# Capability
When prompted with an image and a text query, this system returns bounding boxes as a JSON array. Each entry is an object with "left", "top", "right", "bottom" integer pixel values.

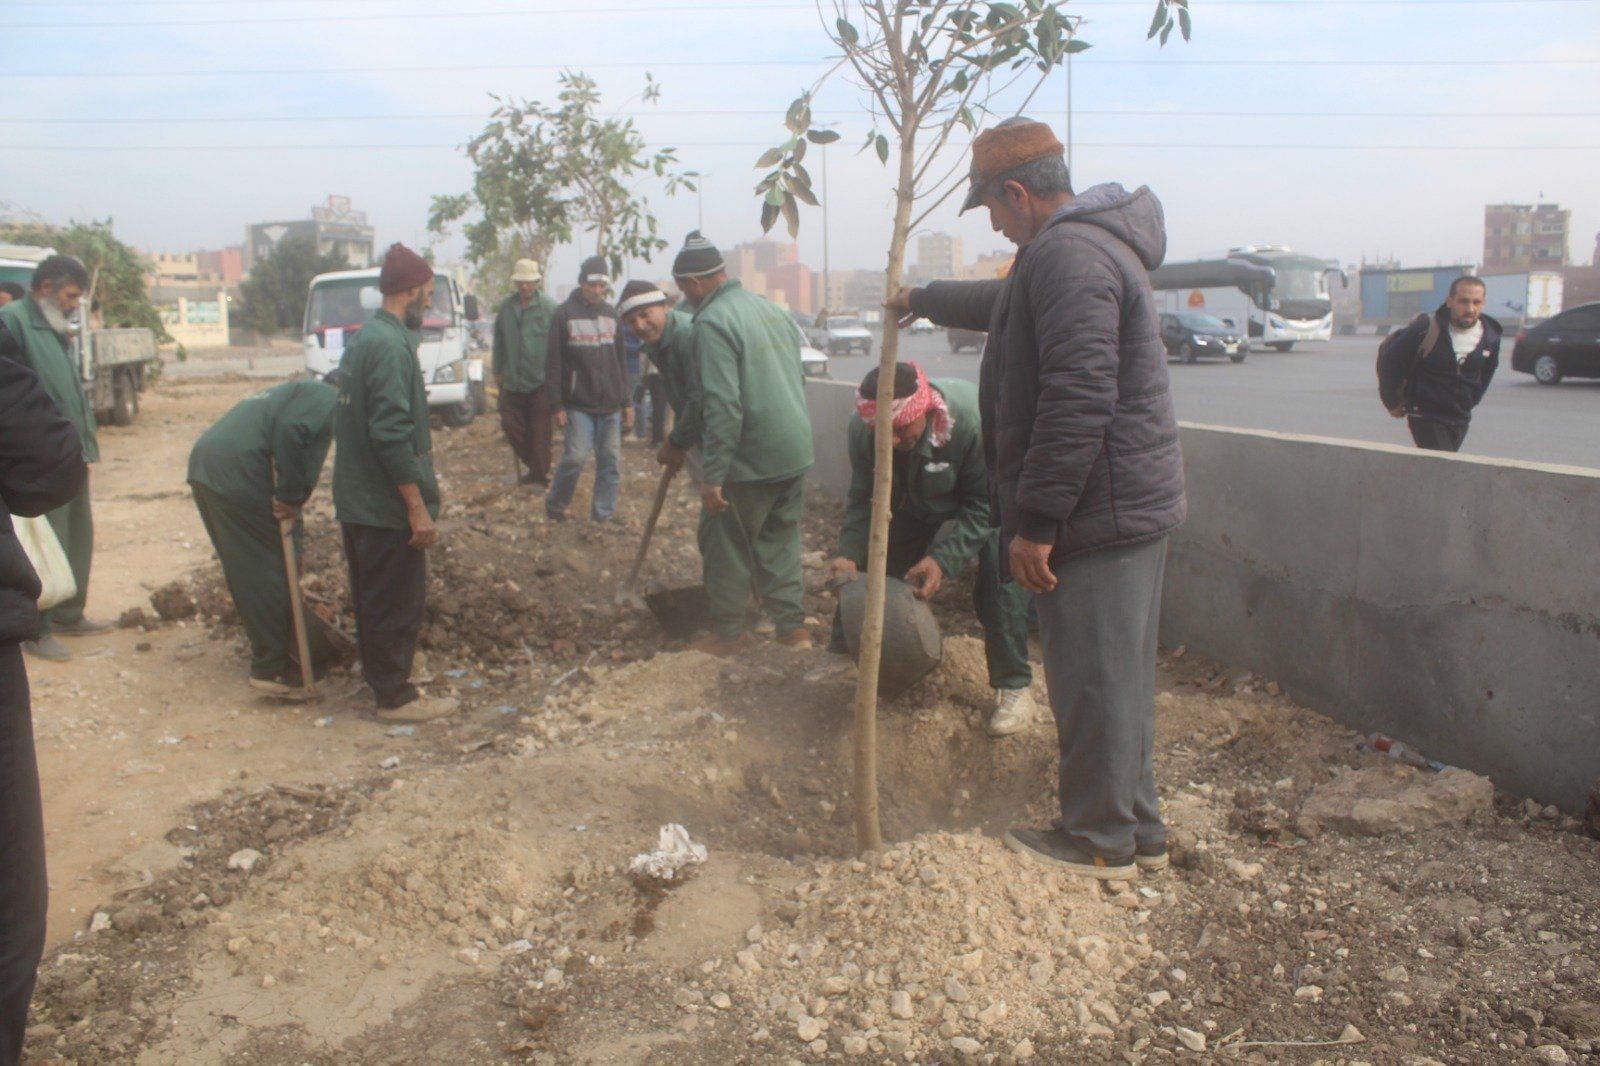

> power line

[
  {"left": 3, "top": 0, "right": 1588, "bottom": 26},
  {"left": 2, "top": 141, "right": 1593, "bottom": 151},
  {"left": 3, "top": 57, "right": 1595, "bottom": 78},
  {"left": 1, "top": 108, "right": 1595, "bottom": 124}
]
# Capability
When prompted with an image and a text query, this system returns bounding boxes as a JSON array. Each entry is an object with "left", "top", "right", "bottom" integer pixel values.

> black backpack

[{"left": 1377, "top": 312, "right": 1441, "bottom": 406}]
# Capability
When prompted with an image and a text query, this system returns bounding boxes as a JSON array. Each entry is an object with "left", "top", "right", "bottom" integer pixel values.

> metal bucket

[{"left": 838, "top": 576, "right": 943, "bottom": 699}]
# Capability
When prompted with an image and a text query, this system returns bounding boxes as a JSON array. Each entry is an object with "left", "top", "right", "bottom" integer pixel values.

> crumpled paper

[{"left": 628, "top": 823, "right": 708, "bottom": 881}]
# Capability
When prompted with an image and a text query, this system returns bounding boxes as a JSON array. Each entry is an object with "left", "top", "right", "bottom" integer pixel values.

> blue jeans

[{"left": 546, "top": 410, "right": 622, "bottom": 521}]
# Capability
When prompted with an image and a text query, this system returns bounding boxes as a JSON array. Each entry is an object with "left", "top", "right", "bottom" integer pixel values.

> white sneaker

[{"left": 988, "top": 687, "right": 1037, "bottom": 736}]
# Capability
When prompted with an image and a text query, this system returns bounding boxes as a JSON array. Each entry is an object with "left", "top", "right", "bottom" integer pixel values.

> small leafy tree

[
  {"left": 430, "top": 72, "right": 697, "bottom": 285},
  {"left": 0, "top": 217, "right": 172, "bottom": 343},
  {"left": 238, "top": 235, "right": 348, "bottom": 336},
  {"left": 761, "top": 0, "right": 1189, "bottom": 851}
]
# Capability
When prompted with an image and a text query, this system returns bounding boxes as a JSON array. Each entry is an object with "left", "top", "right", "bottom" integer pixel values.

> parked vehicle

[
  {"left": 0, "top": 243, "right": 160, "bottom": 426},
  {"left": 1160, "top": 311, "right": 1247, "bottom": 364},
  {"left": 791, "top": 320, "right": 829, "bottom": 378},
  {"left": 908, "top": 317, "right": 934, "bottom": 335},
  {"left": 1510, "top": 302, "right": 1600, "bottom": 386},
  {"left": 1482, "top": 271, "right": 1564, "bottom": 328},
  {"left": 806, "top": 312, "right": 872, "bottom": 358},
  {"left": 948, "top": 328, "right": 985, "bottom": 353},
  {"left": 302, "top": 268, "right": 483, "bottom": 426}
]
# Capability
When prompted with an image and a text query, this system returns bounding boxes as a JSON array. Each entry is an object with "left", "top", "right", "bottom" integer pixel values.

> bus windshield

[
  {"left": 1274, "top": 264, "right": 1329, "bottom": 302},
  {"left": 305, "top": 277, "right": 454, "bottom": 335}
]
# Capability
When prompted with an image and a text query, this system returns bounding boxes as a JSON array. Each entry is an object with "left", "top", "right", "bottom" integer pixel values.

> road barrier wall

[{"left": 804, "top": 378, "right": 1600, "bottom": 809}]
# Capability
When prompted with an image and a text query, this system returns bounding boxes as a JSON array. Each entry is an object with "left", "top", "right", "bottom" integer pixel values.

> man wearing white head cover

[
  {"left": 618, "top": 279, "right": 701, "bottom": 482},
  {"left": 493, "top": 258, "right": 558, "bottom": 485}
]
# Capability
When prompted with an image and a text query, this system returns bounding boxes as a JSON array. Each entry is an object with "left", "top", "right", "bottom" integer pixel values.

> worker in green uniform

[
  {"left": 493, "top": 259, "right": 558, "bottom": 486},
  {"left": 617, "top": 280, "right": 702, "bottom": 478},
  {"left": 332, "top": 243, "right": 455, "bottom": 723},
  {"left": 0, "top": 255, "right": 111, "bottom": 662},
  {"left": 829, "top": 362, "right": 1037, "bottom": 736},
  {"left": 187, "top": 376, "right": 347, "bottom": 697},
  {"left": 670, "top": 232, "right": 815, "bottom": 655}
]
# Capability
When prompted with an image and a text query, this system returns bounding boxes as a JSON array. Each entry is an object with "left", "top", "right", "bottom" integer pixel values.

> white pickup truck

[
  {"left": 302, "top": 268, "right": 485, "bottom": 426},
  {"left": 805, "top": 313, "right": 873, "bottom": 359},
  {"left": 0, "top": 243, "right": 160, "bottom": 427}
]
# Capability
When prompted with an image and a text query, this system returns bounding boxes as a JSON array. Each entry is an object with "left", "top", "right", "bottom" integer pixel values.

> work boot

[
  {"left": 987, "top": 687, "right": 1037, "bottom": 736},
  {"left": 1134, "top": 842, "right": 1170, "bottom": 872},
  {"left": 55, "top": 616, "right": 114, "bottom": 637},
  {"left": 22, "top": 635, "right": 71, "bottom": 662},
  {"left": 1003, "top": 827, "right": 1135, "bottom": 880},
  {"left": 248, "top": 671, "right": 315, "bottom": 702},
  {"left": 377, "top": 694, "right": 459, "bottom": 723},
  {"left": 774, "top": 627, "right": 814, "bottom": 650},
  {"left": 688, "top": 632, "right": 756, "bottom": 658}
]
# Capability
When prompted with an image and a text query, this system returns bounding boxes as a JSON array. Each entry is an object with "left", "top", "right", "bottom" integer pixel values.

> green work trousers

[
  {"left": 699, "top": 474, "right": 807, "bottom": 641},
  {"left": 41, "top": 473, "right": 93, "bottom": 632},
  {"left": 191, "top": 483, "right": 338, "bottom": 680},
  {"left": 832, "top": 514, "right": 1033, "bottom": 691}
]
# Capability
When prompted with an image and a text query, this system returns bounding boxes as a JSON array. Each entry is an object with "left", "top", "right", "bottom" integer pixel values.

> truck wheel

[
  {"left": 1178, "top": 342, "right": 1197, "bottom": 364},
  {"left": 1271, "top": 341, "right": 1295, "bottom": 352},
  {"left": 1533, "top": 354, "right": 1562, "bottom": 385},
  {"left": 439, "top": 396, "right": 476, "bottom": 428},
  {"left": 1229, "top": 351, "right": 1248, "bottom": 364},
  {"left": 110, "top": 367, "right": 139, "bottom": 426},
  {"left": 471, "top": 380, "right": 488, "bottom": 414}
]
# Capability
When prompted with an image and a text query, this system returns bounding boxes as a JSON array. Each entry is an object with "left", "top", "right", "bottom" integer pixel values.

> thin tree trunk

[{"left": 850, "top": 131, "right": 919, "bottom": 854}]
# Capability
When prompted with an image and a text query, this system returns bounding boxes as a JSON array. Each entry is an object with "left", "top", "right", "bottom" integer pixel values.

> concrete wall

[{"left": 802, "top": 379, "right": 1600, "bottom": 809}]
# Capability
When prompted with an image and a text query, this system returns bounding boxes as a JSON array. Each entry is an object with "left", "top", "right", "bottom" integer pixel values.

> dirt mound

[
  {"left": 716, "top": 832, "right": 1139, "bottom": 1059},
  {"left": 895, "top": 634, "right": 993, "bottom": 711}
]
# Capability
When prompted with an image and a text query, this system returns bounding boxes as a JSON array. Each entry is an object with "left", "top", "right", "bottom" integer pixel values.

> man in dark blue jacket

[
  {"left": 1377, "top": 276, "right": 1500, "bottom": 452},
  {"left": 888, "top": 118, "right": 1185, "bottom": 880},
  {"left": 0, "top": 319, "right": 88, "bottom": 1066}
]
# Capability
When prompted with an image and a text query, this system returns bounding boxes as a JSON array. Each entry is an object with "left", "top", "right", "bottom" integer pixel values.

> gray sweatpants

[{"left": 1033, "top": 536, "right": 1168, "bottom": 859}]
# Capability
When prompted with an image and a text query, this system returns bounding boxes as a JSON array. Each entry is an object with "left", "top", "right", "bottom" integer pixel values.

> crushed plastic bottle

[{"left": 1363, "top": 732, "right": 1446, "bottom": 772}]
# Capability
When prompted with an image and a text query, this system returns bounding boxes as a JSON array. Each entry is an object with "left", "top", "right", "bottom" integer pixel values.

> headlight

[{"left": 433, "top": 361, "right": 460, "bottom": 384}]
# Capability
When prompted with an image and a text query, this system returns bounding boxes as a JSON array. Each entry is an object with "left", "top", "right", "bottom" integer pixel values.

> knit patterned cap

[
  {"left": 671, "top": 231, "right": 725, "bottom": 278},
  {"left": 579, "top": 256, "right": 610, "bottom": 285},
  {"left": 378, "top": 242, "right": 434, "bottom": 294},
  {"left": 617, "top": 279, "right": 668, "bottom": 316}
]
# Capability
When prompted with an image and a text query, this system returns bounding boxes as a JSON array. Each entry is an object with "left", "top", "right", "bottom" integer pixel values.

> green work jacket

[
  {"left": 0, "top": 297, "right": 98, "bottom": 462},
  {"left": 332, "top": 310, "right": 440, "bottom": 530},
  {"left": 692, "top": 279, "right": 813, "bottom": 486},
  {"left": 838, "top": 379, "right": 992, "bottom": 579},
  {"left": 643, "top": 307, "right": 702, "bottom": 451},
  {"left": 187, "top": 379, "right": 339, "bottom": 509},
  {"left": 492, "top": 291, "right": 557, "bottom": 392}
]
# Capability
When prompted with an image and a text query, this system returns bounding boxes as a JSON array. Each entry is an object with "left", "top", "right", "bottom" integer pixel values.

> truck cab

[{"left": 303, "top": 268, "right": 484, "bottom": 426}]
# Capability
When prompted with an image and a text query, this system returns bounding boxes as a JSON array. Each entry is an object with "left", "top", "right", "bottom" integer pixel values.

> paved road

[{"left": 827, "top": 332, "right": 1600, "bottom": 471}]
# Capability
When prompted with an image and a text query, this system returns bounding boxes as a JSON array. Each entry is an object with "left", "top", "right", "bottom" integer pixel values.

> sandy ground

[{"left": 19, "top": 374, "right": 1600, "bottom": 1065}]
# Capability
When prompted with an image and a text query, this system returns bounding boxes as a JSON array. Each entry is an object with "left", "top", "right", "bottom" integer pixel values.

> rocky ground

[{"left": 20, "top": 375, "right": 1600, "bottom": 1065}]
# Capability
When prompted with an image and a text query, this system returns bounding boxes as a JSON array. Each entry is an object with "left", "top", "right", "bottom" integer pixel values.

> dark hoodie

[
  {"left": 1376, "top": 304, "right": 1501, "bottom": 427},
  {"left": 545, "top": 289, "right": 630, "bottom": 414},
  {"left": 910, "top": 182, "right": 1185, "bottom": 565}
]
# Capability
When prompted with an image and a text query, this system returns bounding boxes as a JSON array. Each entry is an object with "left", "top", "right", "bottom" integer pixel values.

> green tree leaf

[
  {"left": 756, "top": 146, "right": 786, "bottom": 169},
  {"left": 805, "top": 129, "right": 842, "bottom": 145},
  {"left": 780, "top": 193, "right": 800, "bottom": 238},
  {"left": 875, "top": 134, "right": 889, "bottom": 164},
  {"left": 836, "top": 17, "right": 859, "bottom": 45},
  {"left": 760, "top": 200, "right": 781, "bottom": 234},
  {"left": 1147, "top": 0, "right": 1168, "bottom": 39},
  {"left": 1178, "top": 6, "right": 1191, "bottom": 41}
]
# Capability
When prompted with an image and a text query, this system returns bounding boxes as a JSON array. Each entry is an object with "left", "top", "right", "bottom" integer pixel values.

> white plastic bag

[
  {"left": 628, "top": 824, "right": 708, "bottom": 882},
  {"left": 12, "top": 513, "right": 76, "bottom": 611}
]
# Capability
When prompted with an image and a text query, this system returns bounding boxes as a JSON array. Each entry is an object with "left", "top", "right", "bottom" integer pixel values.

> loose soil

[{"left": 22, "top": 374, "right": 1600, "bottom": 1065}]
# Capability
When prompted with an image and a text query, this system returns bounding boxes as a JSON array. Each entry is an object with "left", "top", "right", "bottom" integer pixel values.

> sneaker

[
  {"left": 688, "top": 632, "right": 756, "bottom": 658},
  {"left": 987, "top": 687, "right": 1037, "bottom": 736},
  {"left": 774, "top": 627, "right": 814, "bottom": 650},
  {"left": 377, "top": 694, "right": 459, "bottom": 723},
  {"left": 1003, "top": 827, "right": 1135, "bottom": 880},
  {"left": 1134, "top": 842, "right": 1170, "bottom": 872},
  {"left": 248, "top": 673, "right": 316, "bottom": 701},
  {"left": 54, "top": 617, "right": 114, "bottom": 637},
  {"left": 22, "top": 635, "right": 71, "bottom": 662}
]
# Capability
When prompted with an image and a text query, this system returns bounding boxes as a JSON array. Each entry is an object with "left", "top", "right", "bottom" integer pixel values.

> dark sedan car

[
  {"left": 1511, "top": 302, "right": 1600, "bottom": 385},
  {"left": 1159, "top": 311, "right": 1248, "bottom": 364}
]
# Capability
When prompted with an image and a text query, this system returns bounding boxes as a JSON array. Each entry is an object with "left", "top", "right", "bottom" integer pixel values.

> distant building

[
  {"left": 245, "top": 195, "right": 375, "bottom": 274},
  {"left": 1483, "top": 202, "right": 1569, "bottom": 273},
  {"left": 913, "top": 233, "right": 964, "bottom": 284},
  {"left": 722, "top": 238, "right": 814, "bottom": 314},
  {"left": 967, "top": 251, "right": 1014, "bottom": 280},
  {"left": 817, "top": 268, "right": 887, "bottom": 315},
  {"left": 145, "top": 247, "right": 245, "bottom": 349}
]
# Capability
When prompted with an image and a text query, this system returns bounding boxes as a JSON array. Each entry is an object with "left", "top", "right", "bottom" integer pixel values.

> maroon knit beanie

[{"left": 378, "top": 242, "right": 434, "bottom": 295}]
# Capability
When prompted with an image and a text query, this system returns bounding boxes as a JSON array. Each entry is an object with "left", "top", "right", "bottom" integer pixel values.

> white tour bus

[
  {"left": 1148, "top": 246, "right": 1346, "bottom": 352},
  {"left": 302, "top": 268, "right": 484, "bottom": 425}
]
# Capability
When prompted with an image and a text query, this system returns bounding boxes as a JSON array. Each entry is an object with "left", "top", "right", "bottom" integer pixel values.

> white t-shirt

[{"left": 1449, "top": 320, "right": 1484, "bottom": 364}]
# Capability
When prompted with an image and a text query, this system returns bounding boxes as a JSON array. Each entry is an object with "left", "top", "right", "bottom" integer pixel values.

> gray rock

[{"left": 1299, "top": 766, "right": 1493, "bottom": 836}]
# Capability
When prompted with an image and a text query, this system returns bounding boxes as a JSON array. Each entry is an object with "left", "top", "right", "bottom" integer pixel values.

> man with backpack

[{"left": 1377, "top": 276, "right": 1501, "bottom": 453}]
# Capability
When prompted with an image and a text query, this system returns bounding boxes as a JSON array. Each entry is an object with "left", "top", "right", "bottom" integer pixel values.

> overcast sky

[{"left": 2, "top": 0, "right": 1596, "bottom": 289}]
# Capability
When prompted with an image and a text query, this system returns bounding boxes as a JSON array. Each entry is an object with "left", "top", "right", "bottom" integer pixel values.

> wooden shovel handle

[{"left": 625, "top": 464, "right": 678, "bottom": 589}]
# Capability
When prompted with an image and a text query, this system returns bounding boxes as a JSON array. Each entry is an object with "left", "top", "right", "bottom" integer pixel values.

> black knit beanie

[
  {"left": 579, "top": 256, "right": 610, "bottom": 284},
  {"left": 671, "top": 231, "right": 725, "bottom": 278}
]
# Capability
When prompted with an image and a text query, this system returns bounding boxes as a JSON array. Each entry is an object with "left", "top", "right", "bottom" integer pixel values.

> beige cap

[{"left": 511, "top": 259, "right": 542, "bottom": 283}]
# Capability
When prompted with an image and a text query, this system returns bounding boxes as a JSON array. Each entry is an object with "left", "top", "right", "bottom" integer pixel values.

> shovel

[
  {"left": 279, "top": 515, "right": 317, "bottom": 700},
  {"left": 616, "top": 463, "right": 678, "bottom": 607}
]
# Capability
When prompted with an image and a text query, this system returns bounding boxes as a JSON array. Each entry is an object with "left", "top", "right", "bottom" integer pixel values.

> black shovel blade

[{"left": 644, "top": 584, "right": 713, "bottom": 639}]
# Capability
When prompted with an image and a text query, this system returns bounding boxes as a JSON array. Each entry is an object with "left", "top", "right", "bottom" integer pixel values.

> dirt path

[{"left": 20, "top": 375, "right": 1600, "bottom": 1064}]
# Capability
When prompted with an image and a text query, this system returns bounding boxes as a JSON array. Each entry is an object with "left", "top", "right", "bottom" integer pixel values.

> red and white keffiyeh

[{"left": 855, "top": 361, "right": 954, "bottom": 447}]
